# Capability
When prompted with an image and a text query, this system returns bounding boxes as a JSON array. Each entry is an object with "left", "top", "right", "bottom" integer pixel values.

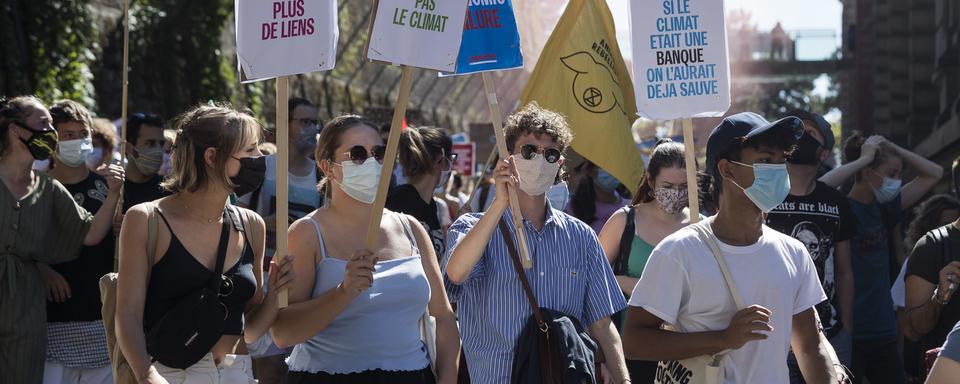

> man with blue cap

[{"left": 622, "top": 112, "right": 837, "bottom": 383}]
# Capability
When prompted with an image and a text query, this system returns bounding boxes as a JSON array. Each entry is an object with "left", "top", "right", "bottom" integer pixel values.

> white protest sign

[
  {"left": 631, "top": 0, "right": 730, "bottom": 120},
  {"left": 366, "top": 0, "right": 469, "bottom": 72},
  {"left": 236, "top": 0, "right": 338, "bottom": 82}
]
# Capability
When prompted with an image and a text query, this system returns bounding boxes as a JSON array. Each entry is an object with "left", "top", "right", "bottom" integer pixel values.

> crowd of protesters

[{"left": 3, "top": 92, "right": 960, "bottom": 384}]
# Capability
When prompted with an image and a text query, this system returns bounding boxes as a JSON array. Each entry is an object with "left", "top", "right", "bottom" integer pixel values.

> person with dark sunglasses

[
  {"left": 386, "top": 126, "right": 457, "bottom": 263},
  {"left": 443, "top": 103, "right": 629, "bottom": 383}
]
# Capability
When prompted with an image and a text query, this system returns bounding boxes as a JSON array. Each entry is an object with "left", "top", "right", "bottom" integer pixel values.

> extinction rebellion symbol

[{"left": 561, "top": 51, "right": 626, "bottom": 116}]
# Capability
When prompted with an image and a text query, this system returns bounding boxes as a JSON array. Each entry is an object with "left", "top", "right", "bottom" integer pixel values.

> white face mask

[
  {"left": 56, "top": 137, "right": 94, "bottom": 168},
  {"left": 546, "top": 180, "right": 570, "bottom": 210},
  {"left": 86, "top": 147, "right": 104, "bottom": 169},
  {"left": 515, "top": 156, "right": 561, "bottom": 197},
  {"left": 333, "top": 157, "right": 382, "bottom": 204}
]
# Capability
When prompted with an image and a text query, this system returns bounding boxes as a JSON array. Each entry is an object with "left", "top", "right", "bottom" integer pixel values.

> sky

[{"left": 607, "top": 0, "right": 843, "bottom": 61}]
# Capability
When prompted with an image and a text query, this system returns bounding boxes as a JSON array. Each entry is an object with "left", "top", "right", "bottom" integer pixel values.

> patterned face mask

[{"left": 653, "top": 187, "right": 688, "bottom": 214}]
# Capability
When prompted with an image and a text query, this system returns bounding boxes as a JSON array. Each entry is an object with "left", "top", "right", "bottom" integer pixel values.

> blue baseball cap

[{"left": 706, "top": 112, "right": 803, "bottom": 175}]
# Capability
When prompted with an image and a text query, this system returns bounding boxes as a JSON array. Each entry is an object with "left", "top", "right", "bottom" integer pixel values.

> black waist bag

[
  {"left": 499, "top": 220, "right": 598, "bottom": 384},
  {"left": 145, "top": 209, "right": 237, "bottom": 369}
]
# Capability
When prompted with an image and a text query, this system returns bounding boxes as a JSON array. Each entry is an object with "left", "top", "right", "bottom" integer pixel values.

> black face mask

[
  {"left": 787, "top": 133, "right": 823, "bottom": 165},
  {"left": 16, "top": 123, "right": 58, "bottom": 161},
  {"left": 231, "top": 156, "right": 266, "bottom": 196}
]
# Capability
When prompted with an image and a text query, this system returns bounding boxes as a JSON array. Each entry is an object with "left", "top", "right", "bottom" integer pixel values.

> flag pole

[
  {"left": 481, "top": 72, "right": 533, "bottom": 268},
  {"left": 682, "top": 118, "right": 700, "bottom": 223},
  {"left": 365, "top": 66, "right": 416, "bottom": 248},
  {"left": 115, "top": 0, "right": 130, "bottom": 219},
  {"left": 276, "top": 76, "right": 290, "bottom": 308}
]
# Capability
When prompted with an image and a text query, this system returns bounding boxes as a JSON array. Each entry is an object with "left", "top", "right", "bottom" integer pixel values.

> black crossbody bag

[{"left": 145, "top": 207, "right": 241, "bottom": 369}]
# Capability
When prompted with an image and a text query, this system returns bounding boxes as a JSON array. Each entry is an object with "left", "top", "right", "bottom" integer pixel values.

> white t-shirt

[{"left": 629, "top": 223, "right": 825, "bottom": 384}]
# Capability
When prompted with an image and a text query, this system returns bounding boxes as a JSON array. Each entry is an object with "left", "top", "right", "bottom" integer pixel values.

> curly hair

[
  {"left": 906, "top": 194, "right": 960, "bottom": 246},
  {"left": 504, "top": 102, "right": 573, "bottom": 153}
]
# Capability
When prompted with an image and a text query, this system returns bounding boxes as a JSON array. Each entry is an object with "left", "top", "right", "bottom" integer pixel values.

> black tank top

[{"left": 144, "top": 210, "right": 257, "bottom": 335}]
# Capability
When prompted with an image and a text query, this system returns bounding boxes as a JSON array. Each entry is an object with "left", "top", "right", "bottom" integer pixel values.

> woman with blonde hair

[{"left": 116, "top": 104, "right": 293, "bottom": 383}]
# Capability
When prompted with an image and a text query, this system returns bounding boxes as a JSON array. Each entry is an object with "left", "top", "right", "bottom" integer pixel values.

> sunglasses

[
  {"left": 520, "top": 144, "right": 562, "bottom": 164},
  {"left": 343, "top": 145, "right": 386, "bottom": 165}
]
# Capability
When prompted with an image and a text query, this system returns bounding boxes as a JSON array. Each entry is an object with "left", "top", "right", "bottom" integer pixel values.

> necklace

[{"left": 182, "top": 202, "right": 224, "bottom": 224}]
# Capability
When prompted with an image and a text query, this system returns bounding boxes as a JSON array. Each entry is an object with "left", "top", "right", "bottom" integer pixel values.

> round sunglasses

[
  {"left": 342, "top": 145, "right": 387, "bottom": 165},
  {"left": 519, "top": 144, "right": 562, "bottom": 164}
]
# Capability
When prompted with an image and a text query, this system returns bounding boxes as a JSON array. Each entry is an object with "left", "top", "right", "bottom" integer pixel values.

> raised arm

[
  {"left": 446, "top": 158, "right": 514, "bottom": 284},
  {"left": 84, "top": 165, "right": 124, "bottom": 245},
  {"left": 885, "top": 140, "right": 944, "bottom": 208},
  {"left": 819, "top": 135, "right": 883, "bottom": 188}
]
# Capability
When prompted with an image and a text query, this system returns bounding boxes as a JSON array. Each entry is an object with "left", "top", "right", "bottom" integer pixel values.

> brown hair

[
  {"left": 90, "top": 118, "right": 119, "bottom": 156},
  {"left": 633, "top": 139, "right": 686, "bottom": 205},
  {"left": 314, "top": 114, "right": 380, "bottom": 197},
  {"left": 398, "top": 126, "right": 452, "bottom": 181},
  {"left": 49, "top": 100, "right": 93, "bottom": 132},
  {"left": 161, "top": 104, "right": 261, "bottom": 193},
  {"left": 504, "top": 102, "right": 573, "bottom": 153},
  {"left": 0, "top": 95, "right": 45, "bottom": 156},
  {"left": 843, "top": 131, "right": 896, "bottom": 181}
]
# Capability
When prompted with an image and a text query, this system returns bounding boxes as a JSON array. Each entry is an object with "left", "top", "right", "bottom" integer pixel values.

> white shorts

[
  {"left": 155, "top": 353, "right": 256, "bottom": 384},
  {"left": 42, "top": 362, "right": 112, "bottom": 384}
]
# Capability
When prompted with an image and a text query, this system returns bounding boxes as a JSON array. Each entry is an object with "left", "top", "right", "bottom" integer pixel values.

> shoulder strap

[
  {"left": 690, "top": 220, "right": 746, "bottom": 310},
  {"left": 397, "top": 213, "right": 420, "bottom": 254},
  {"left": 498, "top": 219, "right": 546, "bottom": 330},
  {"left": 209, "top": 211, "right": 232, "bottom": 289},
  {"left": 614, "top": 206, "right": 635, "bottom": 275}
]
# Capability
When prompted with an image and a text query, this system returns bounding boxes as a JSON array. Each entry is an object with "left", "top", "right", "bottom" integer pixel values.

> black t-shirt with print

[
  {"left": 906, "top": 224, "right": 960, "bottom": 352},
  {"left": 386, "top": 184, "right": 444, "bottom": 261},
  {"left": 122, "top": 175, "right": 170, "bottom": 213},
  {"left": 765, "top": 181, "right": 857, "bottom": 336},
  {"left": 47, "top": 173, "right": 116, "bottom": 322}
]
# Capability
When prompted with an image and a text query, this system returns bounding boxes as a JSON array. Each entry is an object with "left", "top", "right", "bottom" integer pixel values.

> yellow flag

[{"left": 521, "top": 0, "right": 644, "bottom": 194}]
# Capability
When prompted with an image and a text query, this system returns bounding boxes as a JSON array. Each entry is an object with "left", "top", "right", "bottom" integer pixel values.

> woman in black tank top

[{"left": 115, "top": 105, "right": 294, "bottom": 384}]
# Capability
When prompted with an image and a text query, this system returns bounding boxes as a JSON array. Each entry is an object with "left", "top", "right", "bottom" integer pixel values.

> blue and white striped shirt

[{"left": 443, "top": 204, "right": 627, "bottom": 384}]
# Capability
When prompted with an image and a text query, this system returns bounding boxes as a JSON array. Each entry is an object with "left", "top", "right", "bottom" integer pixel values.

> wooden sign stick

[
  {"left": 481, "top": 72, "right": 533, "bottom": 268},
  {"left": 276, "top": 76, "right": 290, "bottom": 308},
  {"left": 115, "top": 0, "right": 130, "bottom": 219},
  {"left": 682, "top": 118, "right": 700, "bottom": 223},
  {"left": 365, "top": 66, "right": 416, "bottom": 249}
]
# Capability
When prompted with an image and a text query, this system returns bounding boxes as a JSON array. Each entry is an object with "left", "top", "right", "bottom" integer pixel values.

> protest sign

[
  {"left": 366, "top": 0, "right": 469, "bottom": 72},
  {"left": 631, "top": 0, "right": 730, "bottom": 120},
  {"left": 452, "top": 142, "right": 476, "bottom": 176},
  {"left": 444, "top": 0, "right": 523, "bottom": 75},
  {"left": 236, "top": 0, "right": 338, "bottom": 82}
]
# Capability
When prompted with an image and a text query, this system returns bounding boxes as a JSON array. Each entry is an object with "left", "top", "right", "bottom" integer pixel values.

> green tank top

[{"left": 626, "top": 236, "right": 655, "bottom": 278}]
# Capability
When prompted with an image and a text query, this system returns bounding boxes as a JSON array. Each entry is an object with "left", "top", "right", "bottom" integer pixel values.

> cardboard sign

[
  {"left": 452, "top": 142, "right": 476, "bottom": 176},
  {"left": 367, "top": 0, "right": 469, "bottom": 72},
  {"left": 444, "top": 0, "right": 523, "bottom": 76},
  {"left": 236, "top": 0, "right": 338, "bottom": 83},
  {"left": 631, "top": 0, "right": 730, "bottom": 120}
]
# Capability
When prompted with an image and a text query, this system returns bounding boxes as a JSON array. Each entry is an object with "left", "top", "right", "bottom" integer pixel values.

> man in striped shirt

[{"left": 443, "top": 103, "right": 629, "bottom": 383}]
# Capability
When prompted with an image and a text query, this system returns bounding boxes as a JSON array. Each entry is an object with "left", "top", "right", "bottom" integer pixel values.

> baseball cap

[
  {"left": 705, "top": 112, "right": 803, "bottom": 175},
  {"left": 786, "top": 109, "right": 834, "bottom": 149}
]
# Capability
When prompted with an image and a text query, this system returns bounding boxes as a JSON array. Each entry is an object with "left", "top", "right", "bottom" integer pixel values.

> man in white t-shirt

[{"left": 622, "top": 112, "right": 837, "bottom": 383}]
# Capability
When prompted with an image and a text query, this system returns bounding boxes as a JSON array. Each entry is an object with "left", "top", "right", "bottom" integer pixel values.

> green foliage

[{"left": 0, "top": 0, "right": 97, "bottom": 109}]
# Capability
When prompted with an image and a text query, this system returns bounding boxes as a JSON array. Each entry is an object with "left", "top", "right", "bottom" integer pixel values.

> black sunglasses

[
  {"left": 520, "top": 144, "right": 562, "bottom": 164},
  {"left": 343, "top": 145, "right": 387, "bottom": 165}
]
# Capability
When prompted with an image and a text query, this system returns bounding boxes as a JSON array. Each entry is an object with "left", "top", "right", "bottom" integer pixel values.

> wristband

[{"left": 932, "top": 287, "right": 950, "bottom": 306}]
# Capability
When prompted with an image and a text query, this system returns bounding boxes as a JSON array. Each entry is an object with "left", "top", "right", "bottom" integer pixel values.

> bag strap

[
  {"left": 690, "top": 219, "right": 746, "bottom": 310},
  {"left": 208, "top": 210, "right": 232, "bottom": 290},
  {"left": 614, "top": 206, "right": 635, "bottom": 275},
  {"left": 497, "top": 218, "right": 546, "bottom": 331},
  {"left": 144, "top": 201, "right": 159, "bottom": 279}
]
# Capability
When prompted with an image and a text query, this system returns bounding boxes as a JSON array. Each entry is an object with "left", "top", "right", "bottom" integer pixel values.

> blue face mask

[
  {"left": 728, "top": 161, "right": 791, "bottom": 213},
  {"left": 872, "top": 175, "right": 902, "bottom": 203},
  {"left": 595, "top": 170, "right": 620, "bottom": 193}
]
